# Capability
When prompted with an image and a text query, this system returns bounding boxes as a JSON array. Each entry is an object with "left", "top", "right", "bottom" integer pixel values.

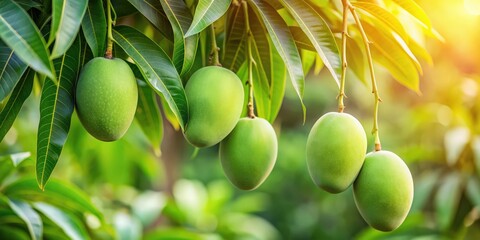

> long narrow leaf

[
  {"left": 7, "top": 198, "right": 42, "bottom": 240},
  {"left": 81, "top": 0, "right": 106, "bottom": 57},
  {"left": 280, "top": 0, "right": 341, "bottom": 86},
  {"left": 352, "top": 1, "right": 409, "bottom": 41},
  {"left": 50, "top": 0, "right": 88, "bottom": 58},
  {"left": 159, "top": 0, "right": 198, "bottom": 76},
  {"left": 249, "top": 0, "right": 305, "bottom": 116},
  {"left": 185, "top": 0, "right": 232, "bottom": 37},
  {"left": 391, "top": 0, "right": 432, "bottom": 29},
  {"left": 0, "top": 152, "right": 30, "bottom": 183},
  {"left": 268, "top": 38, "right": 286, "bottom": 122},
  {"left": 113, "top": 26, "right": 188, "bottom": 130},
  {"left": 36, "top": 37, "right": 81, "bottom": 190},
  {"left": 363, "top": 21, "right": 420, "bottom": 92},
  {"left": 0, "top": 40, "right": 28, "bottom": 101},
  {"left": 34, "top": 202, "right": 89, "bottom": 240},
  {"left": 0, "top": 0, "right": 55, "bottom": 79},
  {"left": 127, "top": 0, "right": 173, "bottom": 40},
  {"left": 136, "top": 80, "right": 163, "bottom": 156},
  {"left": 222, "top": 3, "right": 246, "bottom": 72},
  {"left": 435, "top": 172, "right": 464, "bottom": 231},
  {"left": 290, "top": 26, "right": 315, "bottom": 52},
  {"left": 4, "top": 177, "right": 103, "bottom": 220},
  {"left": 0, "top": 69, "right": 34, "bottom": 142}
]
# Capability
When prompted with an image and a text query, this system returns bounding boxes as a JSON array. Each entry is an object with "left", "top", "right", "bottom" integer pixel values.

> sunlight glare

[{"left": 465, "top": 0, "right": 480, "bottom": 15}]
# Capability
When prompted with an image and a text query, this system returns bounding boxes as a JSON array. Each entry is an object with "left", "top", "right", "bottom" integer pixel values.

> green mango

[
  {"left": 76, "top": 57, "right": 138, "bottom": 141},
  {"left": 353, "top": 150, "right": 414, "bottom": 231},
  {"left": 220, "top": 117, "right": 277, "bottom": 190},
  {"left": 184, "top": 66, "right": 244, "bottom": 147},
  {"left": 306, "top": 112, "right": 367, "bottom": 193}
]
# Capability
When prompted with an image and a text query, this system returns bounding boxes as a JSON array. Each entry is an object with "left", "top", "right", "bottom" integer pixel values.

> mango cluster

[
  {"left": 74, "top": 57, "right": 413, "bottom": 230},
  {"left": 184, "top": 66, "right": 277, "bottom": 191},
  {"left": 306, "top": 112, "right": 414, "bottom": 231}
]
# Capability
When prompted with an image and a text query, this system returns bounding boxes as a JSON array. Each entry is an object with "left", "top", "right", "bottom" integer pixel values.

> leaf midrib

[{"left": 39, "top": 55, "right": 66, "bottom": 189}]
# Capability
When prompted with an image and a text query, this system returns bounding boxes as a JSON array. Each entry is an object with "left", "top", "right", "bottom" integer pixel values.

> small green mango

[
  {"left": 306, "top": 112, "right": 367, "bottom": 193},
  {"left": 76, "top": 57, "right": 138, "bottom": 141},
  {"left": 353, "top": 150, "right": 414, "bottom": 232},
  {"left": 184, "top": 66, "right": 244, "bottom": 148},
  {"left": 219, "top": 117, "right": 277, "bottom": 190}
]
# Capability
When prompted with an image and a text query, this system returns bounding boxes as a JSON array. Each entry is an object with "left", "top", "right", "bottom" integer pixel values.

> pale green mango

[
  {"left": 184, "top": 66, "right": 244, "bottom": 147},
  {"left": 353, "top": 150, "right": 414, "bottom": 231},
  {"left": 220, "top": 117, "right": 277, "bottom": 190},
  {"left": 76, "top": 57, "right": 138, "bottom": 141},
  {"left": 306, "top": 112, "right": 367, "bottom": 193}
]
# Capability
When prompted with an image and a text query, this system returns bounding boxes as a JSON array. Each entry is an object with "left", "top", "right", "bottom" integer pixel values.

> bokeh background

[{"left": 2, "top": 0, "right": 480, "bottom": 239}]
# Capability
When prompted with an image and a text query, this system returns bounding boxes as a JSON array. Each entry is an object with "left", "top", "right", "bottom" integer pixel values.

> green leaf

[
  {"left": 3, "top": 177, "right": 103, "bottom": 220},
  {"left": 81, "top": 0, "right": 106, "bottom": 58},
  {"left": 411, "top": 171, "right": 439, "bottom": 212},
  {"left": 0, "top": 40, "right": 28, "bottom": 101},
  {"left": 279, "top": 0, "right": 341, "bottom": 87},
  {"left": 0, "top": 69, "right": 34, "bottom": 142},
  {"left": 7, "top": 198, "right": 43, "bottom": 240},
  {"left": 0, "top": 0, "right": 55, "bottom": 79},
  {"left": 249, "top": 7, "right": 286, "bottom": 123},
  {"left": 136, "top": 80, "right": 163, "bottom": 156},
  {"left": 113, "top": 25, "right": 188, "bottom": 130},
  {"left": 407, "top": 37, "right": 433, "bottom": 65},
  {"left": 49, "top": 0, "right": 88, "bottom": 58},
  {"left": 352, "top": 1, "right": 409, "bottom": 41},
  {"left": 185, "top": 0, "right": 232, "bottom": 37},
  {"left": 290, "top": 26, "right": 315, "bottom": 52},
  {"left": 159, "top": 0, "right": 198, "bottom": 76},
  {"left": 391, "top": 0, "right": 432, "bottom": 29},
  {"left": 14, "top": 0, "right": 42, "bottom": 11},
  {"left": 222, "top": 3, "right": 246, "bottom": 72},
  {"left": 36, "top": 37, "right": 81, "bottom": 190},
  {"left": 435, "top": 172, "right": 464, "bottom": 231},
  {"left": 127, "top": 0, "right": 173, "bottom": 40},
  {"left": 0, "top": 226, "right": 30, "bottom": 240},
  {"left": 249, "top": 0, "right": 305, "bottom": 118},
  {"left": 113, "top": 212, "right": 142, "bottom": 240},
  {"left": 34, "top": 202, "right": 89, "bottom": 240},
  {"left": 346, "top": 36, "right": 367, "bottom": 85},
  {"left": 268, "top": 39, "right": 286, "bottom": 123},
  {"left": 301, "top": 49, "right": 316, "bottom": 74},
  {"left": 362, "top": 21, "right": 420, "bottom": 92},
  {"left": 0, "top": 152, "right": 31, "bottom": 183}
]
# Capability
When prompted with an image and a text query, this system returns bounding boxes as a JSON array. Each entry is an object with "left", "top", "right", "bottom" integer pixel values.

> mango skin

[
  {"left": 76, "top": 57, "right": 138, "bottom": 141},
  {"left": 219, "top": 117, "right": 277, "bottom": 190},
  {"left": 306, "top": 112, "right": 367, "bottom": 193},
  {"left": 184, "top": 66, "right": 244, "bottom": 148},
  {"left": 353, "top": 150, "right": 414, "bottom": 232}
]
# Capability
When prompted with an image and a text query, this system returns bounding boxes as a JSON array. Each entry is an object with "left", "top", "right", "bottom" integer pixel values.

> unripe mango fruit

[
  {"left": 75, "top": 57, "right": 138, "bottom": 141},
  {"left": 184, "top": 66, "right": 244, "bottom": 147},
  {"left": 306, "top": 112, "right": 367, "bottom": 193},
  {"left": 219, "top": 117, "right": 277, "bottom": 190},
  {"left": 353, "top": 150, "right": 414, "bottom": 232}
]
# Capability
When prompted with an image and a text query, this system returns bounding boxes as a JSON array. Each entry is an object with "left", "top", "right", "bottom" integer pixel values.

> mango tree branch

[
  {"left": 210, "top": 23, "right": 222, "bottom": 66},
  {"left": 338, "top": 0, "right": 349, "bottom": 113},
  {"left": 242, "top": 0, "right": 255, "bottom": 118},
  {"left": 348, "top": 1, "right": 382, "bottom": 151}
]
